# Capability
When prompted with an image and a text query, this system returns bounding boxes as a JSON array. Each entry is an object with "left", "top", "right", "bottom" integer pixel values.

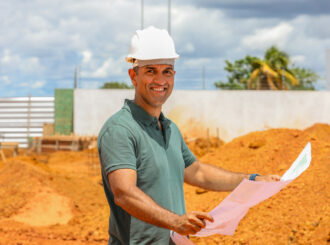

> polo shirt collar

[
  {"left": 159, "top": 111, "right": 171, "bottom": 129},
  {"left": 124, "top": 99, "right": 171, "bottom": 128}
]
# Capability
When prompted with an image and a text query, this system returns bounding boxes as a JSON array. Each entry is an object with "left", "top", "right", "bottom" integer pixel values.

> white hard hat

[{"left": 126, "top": 26, "right": 179, "bottom": 64}]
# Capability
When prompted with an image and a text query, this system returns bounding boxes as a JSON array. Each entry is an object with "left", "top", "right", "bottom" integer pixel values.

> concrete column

[{"left": 326, "top": 49, "right": 330, "bottom": 90}]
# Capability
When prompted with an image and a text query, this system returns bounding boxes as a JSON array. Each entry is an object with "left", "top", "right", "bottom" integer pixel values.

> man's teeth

[{"left": 152, "top": 88, "right": 165, "bottom": 91}]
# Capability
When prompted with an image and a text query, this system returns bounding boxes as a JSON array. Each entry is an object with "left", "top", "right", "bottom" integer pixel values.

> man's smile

[
  {"left": 151, "top": 87, "right": 165, "bottom": 91},
  {"left": 149, "top": 85, "right": 168, "bottom": 94}
]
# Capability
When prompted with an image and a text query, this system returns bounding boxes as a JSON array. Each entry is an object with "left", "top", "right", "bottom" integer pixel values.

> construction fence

[{"left": 0, "top": 96, "right": 54, "bottom": 148}]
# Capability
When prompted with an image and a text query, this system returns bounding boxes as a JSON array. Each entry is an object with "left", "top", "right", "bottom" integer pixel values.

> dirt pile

[
  {"left": 0, "top": 151, "right": 108, "bottom": 245},
  {"left": 0, "top": 160, "right": 51, "bottom": 219},
  {"left": 0, "top": 123, "right": 329, "bottom": 244},
  {"left": 185, "top": 137, "right": 224, "bottom": 158},
  {"left": 185, "top": 123, "right": 330, "bottom": 244}
]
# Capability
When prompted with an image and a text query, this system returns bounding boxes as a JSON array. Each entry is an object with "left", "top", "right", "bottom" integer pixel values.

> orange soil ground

[{"left": 0, "top": 123, "right": 329, "bottom": 245}]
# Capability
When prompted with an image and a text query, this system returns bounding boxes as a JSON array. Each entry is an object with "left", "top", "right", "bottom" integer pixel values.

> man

[{"left": 98, "top": 26, "right": 280, "bottom": 245}]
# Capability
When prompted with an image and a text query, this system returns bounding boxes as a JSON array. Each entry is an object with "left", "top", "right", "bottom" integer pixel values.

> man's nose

[{"left": 153, "top": 74, "right": 167, "bottom": 85}]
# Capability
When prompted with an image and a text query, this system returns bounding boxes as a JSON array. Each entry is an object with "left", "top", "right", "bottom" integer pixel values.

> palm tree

[{"left": 248, "top": 46, "right": 298, "bottom": 90}]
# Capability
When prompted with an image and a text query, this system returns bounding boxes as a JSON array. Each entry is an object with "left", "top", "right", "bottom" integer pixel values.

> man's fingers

[
  {"left": 193, "top": 211, "right": 214, "bottom": 223},
  {"left": 270, "top": 175, "right": 281, "bottom": 181},
  {"left": 265, "top": 175, "right": 281, "bottom": 181},
  {"left": 256, "top": 174, "right": 281, "bottom": 182},
  {"left": 176, "top": 212, "right": 214, "bottom": 235},
  {"left": 188, "top": 222, "right": 202, "bottom": 233},
  {"left": 188, "top": 215, "right": 206, "bottom": 228}
]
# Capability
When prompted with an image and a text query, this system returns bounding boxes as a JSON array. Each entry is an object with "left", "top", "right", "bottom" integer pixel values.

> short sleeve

[
  {"left": 99, "top": 126, "right": 137, "bottom": 175},
  {"left": 180, "top": 134, "right": 196, "bottom": 168}
]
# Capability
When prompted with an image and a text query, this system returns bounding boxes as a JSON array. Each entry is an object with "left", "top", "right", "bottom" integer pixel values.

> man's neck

[{"left": 133, "top": 97, "right": 162, "bottom": 118}]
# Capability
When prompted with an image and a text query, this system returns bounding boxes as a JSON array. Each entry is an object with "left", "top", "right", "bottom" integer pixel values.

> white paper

[
  {"left": 281, "top": 142, "right": 311, "bottom": 181},
  {"left": 171, "top": 142, "right": 312, "bottom": 245}
]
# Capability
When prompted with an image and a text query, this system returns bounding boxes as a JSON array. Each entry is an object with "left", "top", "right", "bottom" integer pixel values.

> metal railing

[{"left": 0, "top": 96, "right": 54, "bottom": 148}]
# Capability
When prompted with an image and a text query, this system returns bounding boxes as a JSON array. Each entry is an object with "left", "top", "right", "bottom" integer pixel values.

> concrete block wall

[
  {"left": 326, "top": 49, "right": 330, "bottom": 90},
  {"left": 74, "top": 89, "right": 330, "bottom": 142}
]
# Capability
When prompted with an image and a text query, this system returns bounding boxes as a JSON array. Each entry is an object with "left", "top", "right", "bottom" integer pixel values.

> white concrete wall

[
  {"left": 74, "top": 89, "right": 134, "bottom": 135},
  {"left": 74, "top": 89, "right": 330, "bottom": 142},
  {"left": 326, "top": 49, "right": 330, "bottom": 90}
]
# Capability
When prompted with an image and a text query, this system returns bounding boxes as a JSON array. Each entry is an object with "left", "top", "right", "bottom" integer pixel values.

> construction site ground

[{"left": 0, "top": 123, "right": 329, "bottom": 245}]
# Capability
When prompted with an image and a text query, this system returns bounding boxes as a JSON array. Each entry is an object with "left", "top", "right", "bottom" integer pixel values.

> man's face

[{"left": 129, "top": 64, "right": 175, "bottom": 108}]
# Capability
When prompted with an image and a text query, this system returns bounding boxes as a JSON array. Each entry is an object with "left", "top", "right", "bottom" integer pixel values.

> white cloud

[
  {"left": 80, "top": 81, "right": 102, "bottom": 89},
  {"left": 291, "top": 55, "right": 306, "bottom": 64},
  {"left": 27, "top": 15, "right": 52, "bottom": 31},
  {"left": 87, "top": 56, "right": 126, "bottom": 78},
  {"left": 173, "top": 6, "right": 232, "bottom": 56},
  {"left": 1, "top": 49, "right": 19, "bottom": 64},
  {"left": 21, "top": 57, "right": 42, "bottom": 73},
  {"left": 92, "top": 59, "right": 112, "bottom": 78},
  {"left": 183, "top": 43, "right": 195, "bottom": 53},
  {"left": 19, "top": 80, "right": 46, "bottom": 89},
  {"left": 0, "top": 0, "right": 330, "bottom": 96},
  {"left": 1, "top": 76, "right": 11, "bottom": 84},
  {"left": 32, "top": 80, "right": 46, "bottom": 88},
  {"left": 182, "top": 57, "right": 214, "bottom": 68},
  {"left": 82, "top": 50, "right": 92, "bottom": 63},
  {"left": 1, "top": 49, "right": 43, "bottom": 73},
  {"left": 241, "top": 22, "right": 293, "bottom": 50}
]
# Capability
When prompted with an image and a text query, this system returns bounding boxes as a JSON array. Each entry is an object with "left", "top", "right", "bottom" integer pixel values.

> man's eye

[
  {"left": 164, "top": 70, "right": 173, "bottom": 75},
  {"left": 146, "top": 70, "right": 154, "bottom": 73}
]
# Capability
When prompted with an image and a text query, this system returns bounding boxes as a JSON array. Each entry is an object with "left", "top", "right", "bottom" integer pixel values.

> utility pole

[
  {"left": 141, "top": 0, "right": 144, "bottom": 29},
  {"left": 202, "top": 65, "right": 205, "bottom": 90},
  {"left": 74, "top": 67, "right": 79, "bottom": 89},
  {"left": 168, "top": 0, "right": 171, "bottom": 34},
  {"left": 282, "top": 68, "right": 285, "bottom": 90}
]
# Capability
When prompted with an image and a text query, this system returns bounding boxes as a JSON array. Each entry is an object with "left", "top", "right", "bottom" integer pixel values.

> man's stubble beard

[{"left": 140, "top": 92, "right": 169, "bottom": 109}]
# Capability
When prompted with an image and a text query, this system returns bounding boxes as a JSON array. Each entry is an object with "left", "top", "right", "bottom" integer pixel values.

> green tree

[
  {"left": 214, "top": 56, "right": 257, "bottom": 90},
  {"left": 248, "top": 46, "right": 298, "bottom": 90},
  {"left": 215, "top": 46, "right": 317, "bottom": 90},
  {"left": 290, "top": 67, "right": 318, "bottom": 90},
  {"left": 100, "top": 81, "right": 133, "bottom": 89}
]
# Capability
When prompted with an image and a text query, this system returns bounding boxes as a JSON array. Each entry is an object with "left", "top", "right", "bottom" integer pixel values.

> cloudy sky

[{"left": 1, "top": 0, "right": 330, "bottom": 97}]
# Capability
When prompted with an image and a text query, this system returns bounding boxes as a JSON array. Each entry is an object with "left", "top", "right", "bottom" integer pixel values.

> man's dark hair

[
  {"left": 132, "top": 59, "right": 139, "bottom": 74},
  {"left": 133, "top": 66, "right": 139, "bottom": 74}
]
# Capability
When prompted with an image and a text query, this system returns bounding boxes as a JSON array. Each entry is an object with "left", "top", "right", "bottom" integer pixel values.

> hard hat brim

[{"left": 126, "top": 55, "right": 179, "bottom": 64}]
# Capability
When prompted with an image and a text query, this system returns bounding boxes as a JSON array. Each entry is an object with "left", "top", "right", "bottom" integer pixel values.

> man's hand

[
  {"left": 255, "top": 175, "right": 281, "bottom": 182},
  {"left": 172, "top": 211, "right": 214, "bottom": 236}
]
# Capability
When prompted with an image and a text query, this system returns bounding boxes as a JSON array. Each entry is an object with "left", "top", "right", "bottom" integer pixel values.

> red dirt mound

[
  {"left": 0, "top": 123, "right": 328, "bottom": 244},
  {"left": 185, "top": 123, "right": 330, "bottom": 244}
]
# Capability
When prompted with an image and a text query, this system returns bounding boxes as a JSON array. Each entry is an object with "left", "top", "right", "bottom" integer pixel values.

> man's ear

[{"left": 128, "top": 69, "right": 137, "bottom": 87}]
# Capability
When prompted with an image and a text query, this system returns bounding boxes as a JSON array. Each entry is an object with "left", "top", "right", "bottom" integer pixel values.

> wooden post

[
  {"left": 13, "top": 144, "right": 18, "bottom": 157},
  {"left": 0, "top": 149, "right": 6, "bottom": 163},
  {"left": 206, "top": 128, "right": 210, "bottom": 153},
  {"left": 37, "top": 138, "right": 42, "bottom": 153}
]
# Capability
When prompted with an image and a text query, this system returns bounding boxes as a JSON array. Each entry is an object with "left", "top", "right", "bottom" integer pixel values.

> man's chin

[
  {"left": 141, "top": 93, "right": 171, "bottom": 108},
  {"left": 149, "top": 97, "right": 168, "bottom": 108}
]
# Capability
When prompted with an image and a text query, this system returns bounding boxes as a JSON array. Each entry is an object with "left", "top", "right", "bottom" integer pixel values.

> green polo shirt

[{"left": 97, "top": 99, "right": 196, "bottom": 245}]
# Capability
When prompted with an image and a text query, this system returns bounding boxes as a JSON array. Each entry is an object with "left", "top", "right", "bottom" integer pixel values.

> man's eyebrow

[
  {"left": 144, "top": 66, "right": 157, "bottom": 70},
  {"left": 143, "top": 65, "right": 173, "bottom": 70}
]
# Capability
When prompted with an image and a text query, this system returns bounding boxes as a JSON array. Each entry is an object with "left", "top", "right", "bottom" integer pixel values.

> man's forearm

[
  {"left": 201, "top": 163, "right": 248, "bottom": 191},
  {"left": 185, "top": 161, "right": 249, "bottom": 191},
  {"left": 108, "top": 168, "right": 214, "bottom": 235},
  {"left": 114, "top": 185, "right": 179, "bottom": 230}
]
